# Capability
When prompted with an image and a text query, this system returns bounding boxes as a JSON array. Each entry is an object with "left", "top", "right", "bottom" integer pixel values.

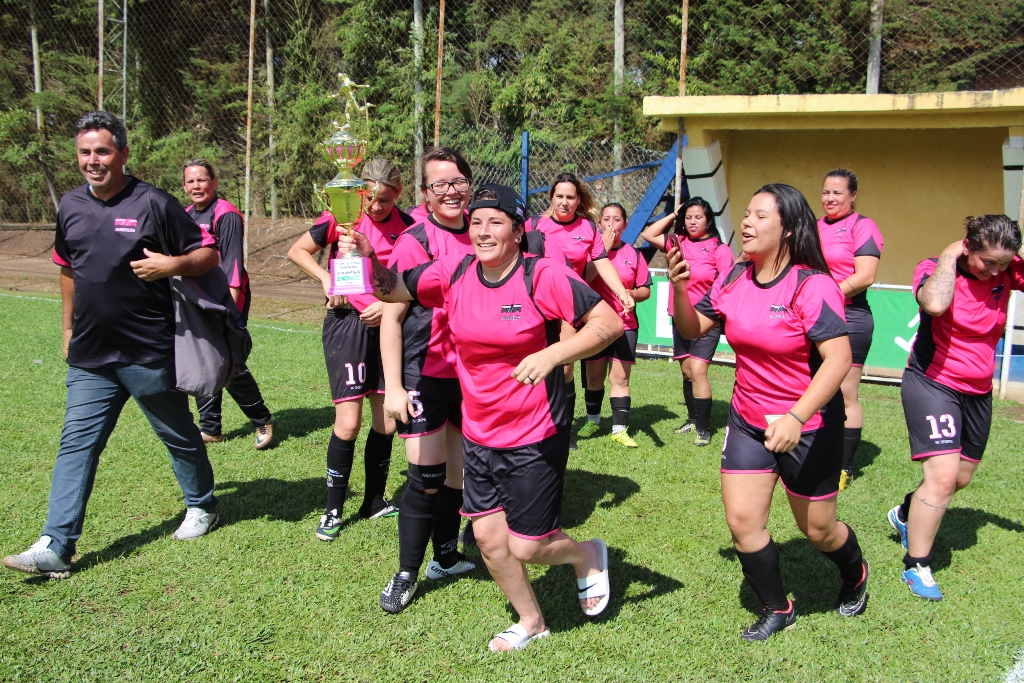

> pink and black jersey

[
  {"left": 909, "top": 257, "right": 1024, "bottom": 395},
  {"left": 695, "top": 262, "right": 849, "bottom": 431},
  {"left": 404, "top": 254, "right": 604, "bottom": 448},
  {"left": 817, "top": 213, "right": 883, "bottom": 304},
  {"left": 308, "top": 209, "right": 414, "bottom": 313},
  {"left": 590, "top": 242, "right": 651, "bottom": 330},
  {"left": 187, "top": 198, "right": 249, "bottom": 314},
  {"left": 388, "top": 215, "right": 475, "bottom": 382},
  {"left": 525, "top": 214, "right": 607, "bottom": 276},
  {"left": 668, "top": 235, "right": 734, "bottom": 314}
]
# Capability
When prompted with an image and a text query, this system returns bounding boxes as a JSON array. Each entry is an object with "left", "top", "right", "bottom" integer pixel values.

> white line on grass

[
  {"left": 1007, "top": 650, "right": 1024, "bottom": 683},
  {"left": 0, "top": 292, "right": 59, "bottom": 303},
  {"left": 249, "top": 323, "right": 316, "bottom": 334}
]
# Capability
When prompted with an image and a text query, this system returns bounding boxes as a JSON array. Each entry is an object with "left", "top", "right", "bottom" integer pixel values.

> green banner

[{"left": 635, "top": 275, "right": 918, "bottom": 370}]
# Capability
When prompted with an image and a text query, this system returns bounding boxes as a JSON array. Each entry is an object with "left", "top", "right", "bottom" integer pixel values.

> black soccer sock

[
  {"left": 683, "top": 379, "right": 695, "bottom": 419},
  {"left": 584, "top": 388, "right": 605, "bottom": 418},
  {"left": 398, "top": 480, "right": 437, "bottom": 574},
  {"left": 361, "top": 429, "right": 394, "bottom": 513},
  {"left": 842, "top": 427, "right": 862, "bottom": 472},
  {"left": 432, "top": 485, "right": 465, "bottom": 566},
  {"left": 326, "top": 432, "right": 356, "bottom": 514},
  {"left": 564, "top": 381, "right": 577, "bottom": 413},
  {"left": 903, "top": 552, "right": 933, "bottom": 571},
  {"left": 736, "top": 538, "right": 789, "bottom": 612},
  {"left": 692, "top": 397, "right": 712, "bottom": 433},
  {"left": 823, "top": 523, "right": 866, "bottom": 586},
  {"left": 610, "top": 396, "right": 631, "bottom": 428},
  {"left": 899, "top": 490, "right": 915, "bottom": 524}
]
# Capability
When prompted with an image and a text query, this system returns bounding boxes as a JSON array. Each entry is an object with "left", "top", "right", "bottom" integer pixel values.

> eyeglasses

[{"left": 425, "top": 177, "right": 471, "bottom": 195}]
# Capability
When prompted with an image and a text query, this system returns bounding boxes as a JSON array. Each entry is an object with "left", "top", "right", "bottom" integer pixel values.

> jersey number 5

[{"left": 925, "top": 414, "right": 956, "bottom": 439}]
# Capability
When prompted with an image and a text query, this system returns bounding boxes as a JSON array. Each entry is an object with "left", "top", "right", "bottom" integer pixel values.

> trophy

[{"left": 314, "top": 73, "right": 376, "bottom": 296}]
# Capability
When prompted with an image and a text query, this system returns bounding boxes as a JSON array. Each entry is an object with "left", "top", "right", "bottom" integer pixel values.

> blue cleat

[
  {"left": 887, "top": 505, "right": 908, "bottom": 549},
  {"left": 901, "top": 564, "right": 943, "bottom": 601}
]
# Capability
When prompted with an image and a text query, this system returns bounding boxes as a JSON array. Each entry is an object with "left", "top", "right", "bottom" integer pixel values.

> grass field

[{"left": 2, "top": 291, "right": 1023, "bottom": 682}]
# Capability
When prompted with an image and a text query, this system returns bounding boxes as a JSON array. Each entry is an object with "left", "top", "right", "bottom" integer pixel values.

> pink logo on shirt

[{"left": 114, "top": 218, "right": 137, "bottom": 227}]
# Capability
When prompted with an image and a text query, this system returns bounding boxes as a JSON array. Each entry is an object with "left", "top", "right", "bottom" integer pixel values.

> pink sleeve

[
  {"left": 635, "top": 252, "right": 652, "bottom": 288},
  {"left": 1009, "top": 257, "right": 1024, "bottom": 291},
  {"left": 533, "top": 260, "right": 604, "bottom": 326},
  {"left": 794, "top": 273, "right": 848, "bottom": 341},
  {"left": 852, "top": 217, "right": 884, "bottom": 257},
  {"left": 693, "top": 271, "right": 724, "bottom": 321},
  {"left": 404, "top": 257, "right": 451, "bottom": 309},
  {"left": 389, "top": 232, "right": 429, "bottom": 271},
  {"left": 588, "top": 222, "right": 608, "bottom": 261},
  {"left": 715, "top": 243, "right": 734, "bottom": 277},
  {"left": 913, "top": 259, "right": 938, "bottom": 294}
]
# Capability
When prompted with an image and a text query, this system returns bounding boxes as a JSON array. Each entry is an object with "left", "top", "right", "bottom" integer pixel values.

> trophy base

[{"left": 328, "top": 257, "right": 374, "bottom": 296}]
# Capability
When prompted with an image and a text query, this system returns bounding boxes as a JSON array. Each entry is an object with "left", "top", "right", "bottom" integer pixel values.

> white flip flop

[
  {"left": 577, "top": 537, "right": 610, "bottom": 617},
  {"left": 488, "top": 624, "right": 551, "bottom": 652}
]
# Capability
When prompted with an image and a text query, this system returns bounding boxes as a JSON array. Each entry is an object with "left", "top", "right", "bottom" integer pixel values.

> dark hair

[
  {"left": 753, "top": 183, "right": 832, "bottom": 275},
  {"left": 183, "top": 158, "right": 217, "bottom": 180},
  {"left": 601, "top": 202, "right": 628, "bottom": 222},
  {"left": 674, "top": 197, "right": 721, "bottom": 241},
  {"left": 73, "top": 111, "right": 128, "bottom": 149},
  {"left": 420, "top": 146, "right": 472, "bottom": 188},
  {"left": 545, "top": 173, "right": 599, "bottom": 222},
  {"left": 824, "top": 168, "right": 858, "bottom": 193},
  {"left": 964, "top": 215, "right": 1022, "bottom": 254}
]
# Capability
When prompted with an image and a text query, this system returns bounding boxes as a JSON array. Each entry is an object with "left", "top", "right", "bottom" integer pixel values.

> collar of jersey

[
  {"left": 86, "top": 176, "right": 137, "bottom": 205},
  {"left": 687, "top": 234, "right": 716, "bottom": 243},
  {"left": 751, "top": 260, "right": 793, "bottom": 289},
  {"left": 956, "top": 261, "right": 979, "bottom": 280},
  {"left": 428, "top": 213, "right": 468, "bottom": 234},
  {"left": 550, "top": 214, "right": 581, "bottom": 226},
  {"left": 823, "top": 212, "right": 855, "bottom": 225},
  {"left": 477, "top": 254, "right": 523, "bottom": 289}
]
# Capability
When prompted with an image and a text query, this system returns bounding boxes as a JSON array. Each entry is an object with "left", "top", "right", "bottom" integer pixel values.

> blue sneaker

[
  {"left": 887, "top": 505, "right": 908, "bottom": 549},
  {"left": 901, "top": 564, "right": 943, "bottom": 601}
]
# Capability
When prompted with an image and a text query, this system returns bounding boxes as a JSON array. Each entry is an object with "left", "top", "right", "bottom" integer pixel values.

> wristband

[{"left": 787, "top": 410, "right": 805, "bottom": 425}]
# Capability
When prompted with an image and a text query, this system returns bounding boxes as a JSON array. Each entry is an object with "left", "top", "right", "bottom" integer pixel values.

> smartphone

[{"left": 668, "top": 233, "right": 682, "bottom": 253}]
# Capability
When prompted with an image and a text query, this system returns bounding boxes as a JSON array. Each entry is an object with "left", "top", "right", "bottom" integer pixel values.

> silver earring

[{"left": 515, "top": 237, "right": 521, "bottom": 243}]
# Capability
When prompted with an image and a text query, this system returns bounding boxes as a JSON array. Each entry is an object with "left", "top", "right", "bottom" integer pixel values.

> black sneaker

[
  {"left": 315, "top": 509, "right": 343, "bottom": 541},
  {"left": 740, "top": 601, "right": 796, "bottom": 642},
  {"left": 836, "top": 560, "right": 869, "bottom": 617},
  {"left": 694, "top": 428, "right": 712, "bottom": 447},
  {"left": 359, "top": 499, "right": 399, "bottom": 519},
  {"left": 674, "top": 420, "right": 696, "bottom": 434},
  {"left": 380, "top": 571, "right": 418, "bottom": 614},
  {"left": 569, "top": 433, "right": 579, "bottom": 450}
]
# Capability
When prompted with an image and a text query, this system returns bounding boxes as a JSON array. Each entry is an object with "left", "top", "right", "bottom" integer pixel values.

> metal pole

[
  {"left": 122, "top": 0, "right": 127, "bottom": 123},
  {"left": 29, "top": 1, "right": 43, "bottom": 132},
  {"left": 413, "top": 0, "right": 424, "bottom": 190},
  {"left": 243, "top": 0, "right": 256, "bottom": 265},
  {"left": 97, "top": 0, "right": 104, "bottom": 109},
  {"left": 674, "top": 0, "right": 689, "bottom": 207},
  {"left": 521, "top": 131, "right": 530, "bottom": 213},
  {"left": 265, "top": 0, "right": 278, "bottom": 221},
  {"left": 433, "top": 0, "right": 446, "bottom": 146},
  {"left": 1000, "top": 290, "right": 1018, "bottom": 400},
  {"left": 866, "top": 0, "right": 884, "bottom": 95},
  {"left": 613, "top": 0, "right": 624, "bottom": 202}
]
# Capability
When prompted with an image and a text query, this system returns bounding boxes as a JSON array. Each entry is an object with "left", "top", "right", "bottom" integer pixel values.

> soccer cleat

[
  {"left": 740, "top": 601, "right": 797, "bottom": 642},
  {"left": 901, "top": 564, "right": 943, "bottom": 601},
  {"left": 836, "top": 560, "right": 869, "bottom": 616},
  {"left": 201, "top": 432, "right": 223, "bottom": 444},
  {"left": 380, "top": 571, "right": 418, "bottom": 614},
  {"left": 1, "top": 536, "right": 72, "bottom": 579},
  {"left": 172, "top": 507, "right": 218, "bottom": 540},
  {"left": 610, "top": 430, "right": 638, "bottom": 448},
  {"left": 315, "top": 509, "right": 343, "bottom": 541},
  {"left": 577, "top": 421, "right": 601, "bottom": 438},
  {"left": 674, "top": 420, "right": 696, "bottom": 434},
  {"left": 254, "top": 420, "right": 275, "bottom": 450},
  {"left": 887, "top": 505, "right": 908, "bottom": 549},
  {"left": 360, "top": 500, "right": 399, "bottom": 520},
  {"left": 839, "top": 469, "right": 852, "bottom": 491},
  {"left": 426, "top": 554, "right": 477, "bottom": 580},
  {"left": 693, "top": 429, "right": 712, "bottom": 447}
]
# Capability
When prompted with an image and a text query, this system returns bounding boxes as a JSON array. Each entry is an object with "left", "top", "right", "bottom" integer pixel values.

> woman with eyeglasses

[{"left": 377, "top": 147, "right": 478, "bottom": 614}]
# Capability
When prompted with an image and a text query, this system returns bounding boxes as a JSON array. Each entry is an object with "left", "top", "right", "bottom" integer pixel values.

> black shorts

[
  {"left": 461, "top": 429, "right": 571, "bottom": 539},
  {"left": 900, "top": 368, "right": 991, "bottom": 462},
  {"left": 720, "top": 406, "right": 843, "bottom": 500},
  {"left": 323, "top": 308, "right": 384, "bottom": 403},
  {"left": 396, "top": 374, "right": 463, "bottom": 438},
  {"left": 585, "top": 328, "right": 638, "bottom": 364},
  {"left": 671, "top": 316, "right": 721, "bottom": 363},
  {"left": 846, "top": 298, "right": 874, "bottom": 366}
]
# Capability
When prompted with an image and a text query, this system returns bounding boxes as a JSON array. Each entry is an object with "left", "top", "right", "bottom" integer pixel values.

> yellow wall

[{"left": 716, "top": 127, "right": 1007, "bottom": 285}]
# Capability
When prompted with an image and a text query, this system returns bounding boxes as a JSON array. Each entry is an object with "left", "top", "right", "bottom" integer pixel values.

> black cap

[{"left": 468, "top": 184, "right": 526, "bottom": 223}]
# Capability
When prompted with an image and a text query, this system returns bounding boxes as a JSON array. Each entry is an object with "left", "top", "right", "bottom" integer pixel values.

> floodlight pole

[
  {"left": 414, "top": 0, "right": 424, "bottom": 191},
  {"left": 243, "top": 0, "right": 256, "bottom": 265},
  {"left": 613, "top": 0, "right": 624, "bottom": 201},
  {"left": 433, "top": 0, "right": 446, "bottom": 146},
  {"left": 866, "top": 0, "right": 884, "bottom": 94},
  {"left": 97, "top": 0, "right": 104, "bottom": 109},
  {"left": 674, "top": 0, "right": 689, "bottom": 208}
]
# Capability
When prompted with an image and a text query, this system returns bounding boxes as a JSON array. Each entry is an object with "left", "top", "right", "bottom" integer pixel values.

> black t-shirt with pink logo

[{"left": 53, "top": 178, "right": 210, "bottom": 368}]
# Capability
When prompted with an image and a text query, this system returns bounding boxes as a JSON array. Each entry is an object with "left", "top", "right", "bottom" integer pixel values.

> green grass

[{"left": 1, "top": 291, "right": 1023, "bottom": 682}]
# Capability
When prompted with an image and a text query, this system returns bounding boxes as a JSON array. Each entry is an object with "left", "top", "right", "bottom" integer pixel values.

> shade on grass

[{"left": 1, "top": 293, "right": 1022, "bottom": 682}]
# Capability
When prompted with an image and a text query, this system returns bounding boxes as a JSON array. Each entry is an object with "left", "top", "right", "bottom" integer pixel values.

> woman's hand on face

[
  {"left": 941, "top": 239, "right": 967, "bottom": 260},
  {"left": 511, "top": 349, "right": 557, "bottom": 386},
  {"left": 667, "top": 246, "right": 691, "bottom": 285},
  {"left": 764, "top": 414, "right": 803, "bottom": 453}
]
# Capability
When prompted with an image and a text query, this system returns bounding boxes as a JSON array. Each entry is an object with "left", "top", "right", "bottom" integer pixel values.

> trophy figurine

[{"left": 314, "top": 73, "right": 376, "bottom": 296}]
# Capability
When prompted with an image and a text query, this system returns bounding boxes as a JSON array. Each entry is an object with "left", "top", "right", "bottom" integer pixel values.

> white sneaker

[
  {"left": 426, "top": 556, "right": 477, "bottom": 580},
  {"left": 172, "top": 507, "right": 219, "bottom": 540},
  {"left": 2, "top": 536, "right": 72, "bottom": 579}
]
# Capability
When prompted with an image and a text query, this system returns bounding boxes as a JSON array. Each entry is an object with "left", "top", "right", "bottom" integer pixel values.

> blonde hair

[
  {"left": 544, "top": 172, "right": 599, "bottom": 222},
  {"left": 360, "top": 158, "right": 403, "bottom": 192}
]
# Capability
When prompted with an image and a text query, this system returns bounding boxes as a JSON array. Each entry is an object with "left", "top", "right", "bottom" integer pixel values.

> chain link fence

[{"left": 2, "top": 0, "right": 1022, "bottom": 226}]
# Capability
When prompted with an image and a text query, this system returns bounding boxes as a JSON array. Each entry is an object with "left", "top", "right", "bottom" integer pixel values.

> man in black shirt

[{"left": 2, "top": 111, "right": 221, "bottom": 579}]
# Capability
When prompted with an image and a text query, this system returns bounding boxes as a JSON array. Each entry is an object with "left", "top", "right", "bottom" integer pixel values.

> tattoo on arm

[
  {"left": 371, "top": 255, "right": 397, "bottom": 295},
  {"left": 581, "top": 319, "right": 614, "bottom": 345},
  {"left": 918, "top": 253, "right": 956, "bottom": 310},
  {"left": 913, "top": 493, "right": 948, "bottom": 511}
]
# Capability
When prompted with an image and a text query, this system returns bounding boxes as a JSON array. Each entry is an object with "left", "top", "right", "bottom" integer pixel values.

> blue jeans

[{"left": 42, "top": 357, "right": 216, "bottom": 559}]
